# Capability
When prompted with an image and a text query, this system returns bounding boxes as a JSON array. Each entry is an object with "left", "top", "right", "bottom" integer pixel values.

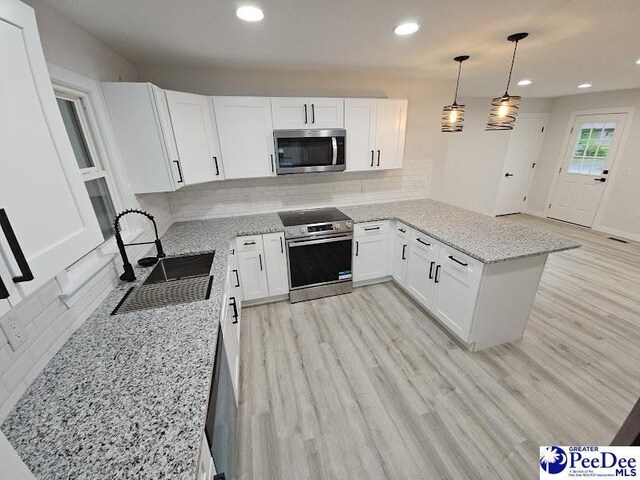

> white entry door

[
  {"left": 494, "top": 116, "right": 547, "bottom": 215},
  {"left": 548, "top": 114, "right": 627, "bottom": 227}
]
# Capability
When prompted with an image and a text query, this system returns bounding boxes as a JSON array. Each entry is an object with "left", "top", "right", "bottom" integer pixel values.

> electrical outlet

[{"left": 1, "top": 312, "right": 27, "bottom": 351}]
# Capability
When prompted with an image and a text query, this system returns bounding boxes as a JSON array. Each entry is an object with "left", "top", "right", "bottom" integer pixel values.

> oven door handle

[
  {"left": 287, "top": 234, "right": 353, "bottom": 248},
  {"left": 331, "top": 137, "right": 338, "bottom": 165}
]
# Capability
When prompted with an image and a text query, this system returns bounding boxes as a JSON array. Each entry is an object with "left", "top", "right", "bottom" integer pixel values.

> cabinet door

[
  {"left": 238, "top": 250, "right": 269, "bottom": 300},
  {"left": 197, "top": 432, "right": 214, "bottom": 480},
  {"left": 406, "top": 244, "right": 437, "bottom": 310},
  {"left": 224, "top": 279, "right": 241, "bottom": 398},
  {"left": 306, "top": 98, "right": 344, "bottom": 128},
  {"left": 213, "top": 97, "right": 275, "bottom": 179},
  {"left": 165, "top": 90, "right": 223, "bottom": 184},
  {"left": 271, "top": 97, "right": 308, "bottom": 129},
  {"left": 0, "top": 5, "right": 103, "bottom": 300},
  {"left": 433, "top": 263, "right": 479, "bottom": 341},
  {"left": 391, "top": 232, "right": 409, "bottom": 286},
  {"left": 375, "top": 99, "right": 407, "bottom": 170},
  {"left": 263, "top": 232, "right": 289, "bottom": 297},
  {"left": 345, "top": 99, "right": 376, "bottom": 172},
  {"left": 151, "top": 85, "right": 183, "bottom": 190},
  {"left": 353, "top": 234, "right": 389, "bottom": 282}
]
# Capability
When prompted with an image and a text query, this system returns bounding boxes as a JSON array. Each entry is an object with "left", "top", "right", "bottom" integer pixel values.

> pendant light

[
  {"left": 441, "top": 55, "right": 470, "bottom": 132},
  {"left": 486, "top": 32, "right": 528, "bottom": 131}
]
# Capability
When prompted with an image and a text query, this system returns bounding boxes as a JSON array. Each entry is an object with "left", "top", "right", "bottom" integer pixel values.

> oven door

[
  {"left": 287, "top": 234, "right": 353, "bottom": 289},
  {"left": 274, "top": 129, "right": 346, "bottom": 174}
]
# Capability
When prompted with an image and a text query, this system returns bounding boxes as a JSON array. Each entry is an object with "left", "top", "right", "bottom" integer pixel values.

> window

[
  {"left": 567, "top": 122, "right": 616, "bottom": 176},
  {"left": 55, "top": 93, "right": 117, "bottom": 240}
]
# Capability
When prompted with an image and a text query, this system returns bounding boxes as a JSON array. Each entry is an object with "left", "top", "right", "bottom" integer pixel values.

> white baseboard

[
  {"left": 523, "top": 209, "right": 546, "bottom": 218},
  {"left": 593, "top": 226, "right": 640, "bottom": 243}
]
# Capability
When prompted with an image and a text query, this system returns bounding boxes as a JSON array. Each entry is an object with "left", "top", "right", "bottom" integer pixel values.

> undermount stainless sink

[{"left": 112, "top": 252, "right": 215, "bottom": 315}]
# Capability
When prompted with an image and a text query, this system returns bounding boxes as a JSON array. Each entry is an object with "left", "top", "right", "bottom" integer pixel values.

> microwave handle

[{"left": 331, "top": 137, "right": 338, "bottom": 165}]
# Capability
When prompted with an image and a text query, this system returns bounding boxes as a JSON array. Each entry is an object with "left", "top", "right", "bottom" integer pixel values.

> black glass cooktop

[{"left": 278, "top": 207, "right": 350, "bottom": 227}]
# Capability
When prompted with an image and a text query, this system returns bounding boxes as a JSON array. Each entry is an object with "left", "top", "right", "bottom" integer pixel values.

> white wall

[
  {"left": 138, "top": 64, "right": 452, "bottom": 220},
  {"left": 528, "top": 89, "right": 640, "bottom": 240},
  {"left": 435, "top": 97, "right": 552, "bottom": 215}
]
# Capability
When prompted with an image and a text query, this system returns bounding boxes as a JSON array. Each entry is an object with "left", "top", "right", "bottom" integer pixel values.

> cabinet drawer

[
  {"left": 410, "top": 230, "right": 440, "bottom": 257},
  {"left": 439, "top": 244, "right": 483, "bottom": 281},
  {"left": 395, "top": 221, "right": 409, "bottom": 238},
  {"left": 354, "top": 221, "right": 390, "bottom": 236},
  {"left": 236, "top": 235, "right": 264, "bottom": 252}
]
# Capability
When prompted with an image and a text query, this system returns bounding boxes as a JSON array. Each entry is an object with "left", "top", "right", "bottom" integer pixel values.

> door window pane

[
  {"left": 85, "top": 177, "right": 116, "bottom": 240},
  {"left": 56, "top": 98, "right": 95, "bottom": 169},
  {"left": 566, "top": 122, "right": 616, "bottom": 176}
]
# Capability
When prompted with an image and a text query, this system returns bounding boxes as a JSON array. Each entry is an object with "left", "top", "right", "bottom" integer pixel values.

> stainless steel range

[{"left": 278, "top": 207, "right": 353, "bottom": 303}]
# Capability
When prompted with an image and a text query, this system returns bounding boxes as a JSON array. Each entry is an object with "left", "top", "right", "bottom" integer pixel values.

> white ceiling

[{"left": 42, "top": 0, "right": 640, "bottom": 97}]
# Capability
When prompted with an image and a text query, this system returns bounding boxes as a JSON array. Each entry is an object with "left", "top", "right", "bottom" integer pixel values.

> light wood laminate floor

[{"left": 237, "top": 215, "right": 640, "bottom": 479}]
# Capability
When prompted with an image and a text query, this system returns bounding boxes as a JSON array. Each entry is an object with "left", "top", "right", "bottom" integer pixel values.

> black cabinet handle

[
  {"left": 270, "top": 154, "right": 275, "bottom": 173},
  {"left": 505, "top": 173, "right": 514, "bottom": 177},
  {"left": 355, "top": 241, "right": 359, "bottom": 256},
  {"left": 304, "top": 104, "right": 308, "bottom": 124},
  {"left": 398, "top": 228, "right": 406, "bottom": 233},
  {"left": 0, "top": 209, "right": 34, "bottom": 283},
  {"left": 213, "top": 156, "right": 220, "bottom": 176},
  {"left": 448, "top": 255, "right": 468, "bottom": 267},
  {"left": 416, "top": 238, "right": 431, "bottom": 247},
  {"left": 401, "top": 244, "right": 407, "bottom": 260},
  {"left": 244, "top": 241, "right": 256, "bottom": 246},
  {"left": 311, "top": 104, "right": 315, "bottom": 124},
  {"left": 0, "top": 275, "right": 9, "bottom": 299},
  {"left": 364, "top": 226, "right": 380, "bottom": 231},
  {"left": 173, "top": 160, "right": 184, "bottom": 183},
  {"left": 259, "top": 253, "right": 263, "bottom": 271},
  {"left": 434, "top": 265, "right": 441, "bottom": 283},
  {"left": 429, "top": 261, "right": 435, "bottom": 279},
  {"left": 232, "top": 269, "right": 240, "bottom": 288},
  {"left": 594, "top": 178, "right": 606, "bottom": 182},
  {"left": 370, "top": 150, "right": 374, "bottom": 167},
  {"left": 230, "top": 296, "right": 238, "bottom": 323},
  {"left": 280, "top": 237, "right": 283, "bottom": 254},
  {"left": 377, "top": 150, "right": 381, "bottom": 167}
]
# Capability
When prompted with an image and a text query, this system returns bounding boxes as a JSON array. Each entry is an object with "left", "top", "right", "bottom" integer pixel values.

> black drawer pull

[
  {"left": 364, "top": 226, "right": 380, "bottom": 231},
  {"left": 173, "top": 160, "right": 184, "bottom": 183},
  {"left": 416, "top": 238, "right": 431, "bottom": 247},
  {"left": 401, "top": 244, "right": 407, "bottom": 260},
  {"left": 280, "top": 237, "right": 283, "bottom": 254},
  {"left": 377, "top": 150, "right": 381, "bottom": 167},
  {"left": 434, "top": 265, "right": 441, "bottom": 283},
  {"left": 0, "top": 209, "right": 34, "bottom": 283},
  {"left": 259, "top": 253, "right": 263, "bottom": 271},
  {"left": 213, "top": 156, "right": 220, "bottom": 175},
  {"left": 355, "top": 241, "right": 359, "bottom": 256},
  {"left": 230, "top": 296, "right": 238, "bottom": 323},
  {"left": 243, "top": 241, "right": 256, "bottom": 246},
  {"left": 448, "top": 255, "right": 468, "bottom": 267},
  {"left": 232, "top": 269, "right": 240, "bottom": 288},
  {"left": 0, "top": 275, "right": 9, "bottom": 299},
  {"left": 398, "top": 228, "right": 406, "bottom": 233},
  {"left": 370, "top": 150, "right": 374, "bottom": 167},
  {"left": 429, "top": 261, "right": 435, "bottom": 279},
  {"left": 304, "top": 104, "right": 308, "bottom": 124}
]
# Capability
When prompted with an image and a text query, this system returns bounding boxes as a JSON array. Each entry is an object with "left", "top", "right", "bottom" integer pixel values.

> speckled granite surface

[
  {"left": 0, "top": 213, "right": 283, "bottom": 480},
  {"left": 341, "top": 199, "right": 580, "bottom": 263},
  {"left": 0, "top": 203, "right": 577, "bottom": 479}
]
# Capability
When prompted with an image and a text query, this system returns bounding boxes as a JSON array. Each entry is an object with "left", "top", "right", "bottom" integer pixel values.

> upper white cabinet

[
  {"left": 263, "top": 232, "right": 289, "bottom": 297},
  {"left": 165, "top": 90, "right": 224, "bottom": 184},
  {"left": 213, "top": 96, "right": 276, "bottom": 179},
  {"left": 271, "top": 97, "right": 344, "bottom": 129},
  {"left": 345, "top": 98, "right": 407, "bottom": 172},
  {"left": 0, "top": 1, "right": 103, "bottom": 302}
]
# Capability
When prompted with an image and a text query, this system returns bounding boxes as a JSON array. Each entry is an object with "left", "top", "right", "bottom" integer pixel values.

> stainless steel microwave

[{"left": 273, "top": 129, "right": 346, "bottom": 174}]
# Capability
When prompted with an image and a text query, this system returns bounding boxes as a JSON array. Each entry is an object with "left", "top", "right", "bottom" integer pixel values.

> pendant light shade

[
  {"left": 442, "top": 55, "right": 469, "bottom": 132},
  {"left": 486, "top": 32, "right": 528, "bottom": 131}
]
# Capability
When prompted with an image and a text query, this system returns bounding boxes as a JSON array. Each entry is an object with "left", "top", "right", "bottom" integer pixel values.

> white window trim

[{"left": 48, "top": 64, "right": 144, "bottom": 300}]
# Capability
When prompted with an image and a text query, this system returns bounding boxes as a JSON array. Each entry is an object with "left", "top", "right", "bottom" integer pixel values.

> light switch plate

[{"left": 0, "top": 312, "right": 27, "bottom": 351}]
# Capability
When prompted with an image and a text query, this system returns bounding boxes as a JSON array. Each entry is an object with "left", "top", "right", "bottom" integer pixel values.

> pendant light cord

[
  {"left": 504, "top": 40, "right": 519, "bottom": 95},
  {"left": 453, "top": 60, "right": 463, "bottom": 105}
]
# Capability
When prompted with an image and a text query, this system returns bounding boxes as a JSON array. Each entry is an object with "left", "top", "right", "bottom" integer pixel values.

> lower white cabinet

[
  {"left": 197, "top": 432, "right": 215, "bottom": 480},
  {"left": 237, "top": 249, "right": 269, "bottom": 301},
  {"left": 263, "top": 232, "right": 289, "bottom": 297},
  {"left": 353, "top": 222, "right": 390, "bottom": 282},
  {"left": 406, "top": 242, "right": 437, "bottom": 309},
  {"left": 432, "top": 263, "right": 479, "bottom": 340},
  {"left": 391, "top": 223, "right": 409, "bottom": 285}
]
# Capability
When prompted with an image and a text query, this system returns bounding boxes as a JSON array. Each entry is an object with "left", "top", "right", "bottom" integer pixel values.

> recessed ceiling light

[
  {"left": 394, "top": 22, "right": 421, "bottom": 36},
  {"left": 517, "top": 79, "right": 532, "bottom": 86},
  {"left": 577, "top": 83, "right": 592, "bottom": 89},
  {"left": 236, "top": 6, "right": 264, "bottom": 22},
  {"left": 636, "top": 58, "right": 640, "bottom": 65}
]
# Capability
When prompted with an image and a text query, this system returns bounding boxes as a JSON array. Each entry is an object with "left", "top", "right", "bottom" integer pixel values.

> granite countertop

[
  {"left": 340, "top": 199, "right": 580, "bottom": 263},
  {"left": 0, "top": 201, "right": 578, "bottom": 480}
]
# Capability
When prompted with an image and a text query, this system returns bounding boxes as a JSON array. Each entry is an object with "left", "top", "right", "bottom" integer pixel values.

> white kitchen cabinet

[
  {"left": 345, "top": 98, "right": 407, "bottom": 172},
  {"left": 353, "top": 222, "right": 390, "bottom": 282},
  {"left": 263, "top": 232, "right": 289, "bottom": 297},
  {"left": 224, "top": 253, "right": 241, "bottom": 398},
  {"left": 271, "top": 97, "right": 344, "bottom": 129},
  {"left": 236, "top": 236, "right": 269, "bottom": 301},
  {"left": 165, "top": 90, "right": 224, "bottom": 184},
  {"left": 391, "top": 223, "right": 409, "bottom": 286},
  {"left": 0, "top": 2, "right": 103, "bottom": 302},
  {"left": 432, "top": 262, "right": 479, "bottom": 341},
  {"left": 197, "top": 431, "right": 215, "bottom": 480},
  {"left": 212, "top": 96, "right": 275, "bottom": 179},
  {"left": 406, "top": 241, "right": 438, "bottom": 310}
]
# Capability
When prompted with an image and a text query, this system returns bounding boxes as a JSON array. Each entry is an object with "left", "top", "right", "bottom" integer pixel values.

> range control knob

[
  {"left": 300, "top": 226, "right": 306, "bottom": 233},
  {"left": 346, "top": 221, "right": 353, "bottom": 228},
  {"left": 287, "top": 228, "right": 294, "bottom": 236},
  {"left": 334, "top": 223, "right": 341, "bottom": 230}
]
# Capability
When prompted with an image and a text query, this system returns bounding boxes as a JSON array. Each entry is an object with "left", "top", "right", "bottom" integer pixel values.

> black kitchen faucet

[{"left": 113, "top": 209, "right": 165, "bottom": 282}]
